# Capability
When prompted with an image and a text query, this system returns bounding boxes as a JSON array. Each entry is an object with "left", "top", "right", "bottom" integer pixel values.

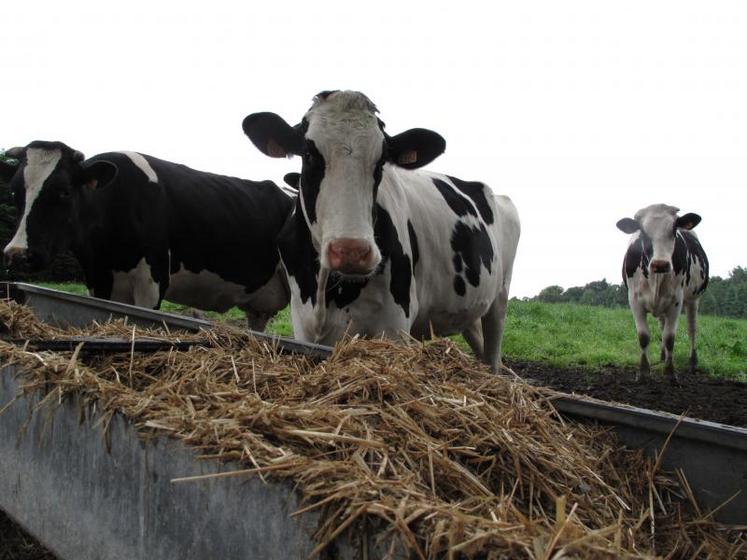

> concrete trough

[{"left": 1, "top": 282, "right": 746, "bottom": 559}]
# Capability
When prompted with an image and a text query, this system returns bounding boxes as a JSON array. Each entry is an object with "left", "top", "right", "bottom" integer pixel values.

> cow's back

[
  {"left": 139, "top": 155, "right": 293, "bottom": 292},
  {"left": 84, "top": 152, "right": 293, "bottom": 316}
]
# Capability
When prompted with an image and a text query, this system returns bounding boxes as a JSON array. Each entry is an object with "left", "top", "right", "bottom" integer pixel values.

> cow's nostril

[
  {"left": 651, "top": 260, "right": 671, "bottom": 273},
  {"left": 327, "top": 239, "right": 374, "bottom": 272}
]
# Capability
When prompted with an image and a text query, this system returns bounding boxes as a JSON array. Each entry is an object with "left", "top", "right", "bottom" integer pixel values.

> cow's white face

[
  {"left": 1, "top": 141, "right": 117, "bottom": 270},
  {"left": 7, "top": 147, "right": 62, "bottom": 254},
  {"left": 242, "top": 90, "right": 446, "bottom": 277},
  {"left": 301, "top": 92, "right": 385, "bottom": 275},
  {"left": 616, "top": 203, "right": 701, "bottom": 274}
]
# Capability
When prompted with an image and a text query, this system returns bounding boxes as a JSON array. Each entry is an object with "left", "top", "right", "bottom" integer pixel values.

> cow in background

[
  {"left": 243, "top": 90, "right": 520, "bottom": 372},
  {"left": 616, "top": 204, "right": 709, "bottom": 381},
  {"left": 1, "top": 141, "right": 293, "bottom": 330}
]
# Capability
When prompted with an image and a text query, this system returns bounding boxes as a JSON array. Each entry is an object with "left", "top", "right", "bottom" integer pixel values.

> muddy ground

[
  {"left": 0, "top": 510, "right": 56, "bottom": 560},
  {"left": 509, "top": 360, "right": 747, "bottom": 428}
]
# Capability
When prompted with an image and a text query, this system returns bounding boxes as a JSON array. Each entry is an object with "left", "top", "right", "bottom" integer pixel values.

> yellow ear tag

[{"left": 398, "top": 150, "right": 418, "bottom": 165}]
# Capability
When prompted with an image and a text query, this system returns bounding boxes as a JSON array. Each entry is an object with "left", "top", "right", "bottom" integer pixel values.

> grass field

[{"left": 39, "top": 282, "right": 747, "bottom": 380}]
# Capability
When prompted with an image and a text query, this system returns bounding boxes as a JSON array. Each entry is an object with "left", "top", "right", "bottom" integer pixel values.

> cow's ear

[
  {"left": 283, "top": 172, "right": 301, "bottom": 188},
  {"left": 386, "top": 128, "right": 446, "bottom": 169},
  {"left": 80, "top": 160, "right": 118, "bottom": 190},
  {"left": 0, "top": 159, "right": 20, "bottom": 183},
  {"left": 676, "top": 213, "right": 701, "bottom": 230},
  {"left": 616, "top": 218, "right": 640, "bottom": 234},
  {"left": 242, "top": 112, "right": 304, "bottom": 158},
  {"left": 4, "top": 146, "right": 27, "bottom": 160}
]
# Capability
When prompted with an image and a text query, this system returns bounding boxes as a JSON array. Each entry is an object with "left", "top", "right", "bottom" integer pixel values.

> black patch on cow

[
  {"left": 300, "top": 140, "right": 324, "bottom": 224},
  {"left": 315, "top": 90, "right": 339, "bottom": 101},
  {"left": 327, "top": 273, "right": 370, "bottom": 309},
  {"left": 679, "top": 230, "right": 710, "bottom": 294},
  {"left": 454, "top": 276, "right": 466, "bottom": 296},
  {"left": 672, "top": 233, "right": 688, "bottom": 277},
  {"left": 375, "top": 206, "right": 412, "bottom": 317},
  {"left": 447, "top": 175, "right": 494, "bottom": 225},
  {"left": 622, "top": 233, "right": 652, "bottom": 285},
  {"left": 407, "top": 220, "right": 419, "bottom": 269},
  {"left": 450, "top": 221, "right": 494, "bottom": 296},
  {"left": 432, "top": 178, "right": 478, "bottom": 218},
  {"left": 277, "top": 205, "right": 321, "bottom": 305},
  {"left": 638, "top": 332, "right": 650, "bottom": 349},
  {"left": 371, "top": 143, "right": 386, "bottom": 214},
  {"left": 452, "top": 253, "right": 463, "bottom": 273}
]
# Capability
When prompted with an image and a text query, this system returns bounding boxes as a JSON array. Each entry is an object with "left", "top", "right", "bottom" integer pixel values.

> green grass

[
  {"left": 503, "top": 301, "right": 747, "bottom": 380},
  {"left": 37, "top": 282, "right": 747, "bottom": 380}
]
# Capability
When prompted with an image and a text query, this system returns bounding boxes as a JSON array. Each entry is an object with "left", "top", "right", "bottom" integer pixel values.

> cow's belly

[
  {"left": 412, "top": 269, "right": 499, "bottom": 337},
  {"left": 110, "top": 257, "right": 160, "bottom": 308},
  {"left": 631, "top": 272, "right": 682, "bottom": 317},
  {"left": 411, "top": 299, "right": 494, "bottom": 339},
  {"left": 165, "top": 267, "right": 247, "bottom": 312}
]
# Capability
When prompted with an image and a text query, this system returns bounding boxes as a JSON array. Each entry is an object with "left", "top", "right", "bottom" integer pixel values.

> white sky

[{"left": 2, "top": 1, "right": 745, "bottom": 298}]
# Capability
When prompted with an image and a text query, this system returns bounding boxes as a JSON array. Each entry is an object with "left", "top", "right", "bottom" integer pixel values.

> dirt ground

[
  {"left": 508, "top": 359, "right": 747, "bottom": 428},
  {"left": 0, "top": 510, "right": 56, "bottom": 560}
]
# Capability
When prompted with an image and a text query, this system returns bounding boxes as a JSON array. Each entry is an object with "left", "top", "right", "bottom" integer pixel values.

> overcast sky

[{"left": 2, "top": 1, "right": 745, "bottom": 298}]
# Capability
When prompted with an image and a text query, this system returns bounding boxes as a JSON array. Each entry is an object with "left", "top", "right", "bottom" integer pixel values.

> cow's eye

[{"left": 58, "top": 189, "right": 71, "bottom": 199}]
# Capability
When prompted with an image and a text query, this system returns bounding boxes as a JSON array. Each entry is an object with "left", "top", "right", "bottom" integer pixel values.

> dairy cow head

[
  {"left": 1, "top": 141, "right": 117, "bottom": 269},
  {"left": 616, "top": 204, "right": 701, "bottom": 274},
  {"left": 242, "top": 90, "right": 445, "bottom": 276}
]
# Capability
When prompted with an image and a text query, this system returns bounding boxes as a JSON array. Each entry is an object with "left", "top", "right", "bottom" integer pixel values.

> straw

[{"left": 0, "top": 299, "right": 743, "bottom": 558}]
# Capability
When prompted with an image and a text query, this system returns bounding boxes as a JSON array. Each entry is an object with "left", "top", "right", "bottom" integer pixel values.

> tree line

[{"left": 533, "top": 267, "right": 747, "bottom": 319}]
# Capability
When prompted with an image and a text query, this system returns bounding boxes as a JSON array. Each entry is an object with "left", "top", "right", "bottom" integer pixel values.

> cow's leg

[
  {"left": 661, "top": 304, "right": 682, "bottom": 382},
  {"left": 631, "top": 304, "right": 650, "bottom": 382},
  {"left": 132, "top": 257, "right": 163, "bottom": 310},
  {"left": 482, "top": 285, "right": 510, "bottom": 373},
  {"left": 657, "top": 316, "right": 666, "bottom": 362},
  {"left": 88, "top": 268, "right": 113, "bottom": 301},
  {"left": 685, "top": 299, "right": 699, "bottom": 374},
  {"left": 462, "top": 320, "right": 484, "bottom": 361},
  {"left": 244, "top": 310, "right": 271, "bottom": 333}
]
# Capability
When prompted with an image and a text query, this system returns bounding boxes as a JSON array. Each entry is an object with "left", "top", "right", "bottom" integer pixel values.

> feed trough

[{"left": 0, "top": 282, "right": 744, "bottom": 559}]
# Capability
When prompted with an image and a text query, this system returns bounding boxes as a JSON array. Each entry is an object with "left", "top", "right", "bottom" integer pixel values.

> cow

[
  {"left": 0, "top": 141, "right": 294, "bottom": 330},
  {"left": 242, "top": 90, "right": 520, "bottom": 372},
  {"left": 616, "top": 204, "right": 709, "bottom": 382}
]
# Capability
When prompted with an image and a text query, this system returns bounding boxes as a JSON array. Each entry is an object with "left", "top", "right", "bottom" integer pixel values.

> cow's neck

[{"left": 71, "top": 187, "right": 119, "bottom": 256}]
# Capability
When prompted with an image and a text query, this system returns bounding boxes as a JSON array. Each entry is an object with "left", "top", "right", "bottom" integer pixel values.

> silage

[{"left": 0, "top": 300, "right": 743, "bottom": 559}]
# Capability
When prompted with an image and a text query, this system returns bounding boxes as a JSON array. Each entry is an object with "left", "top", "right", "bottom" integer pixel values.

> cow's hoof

[{"left": 496, "top": 363, "right": 517, "bottom": 377}]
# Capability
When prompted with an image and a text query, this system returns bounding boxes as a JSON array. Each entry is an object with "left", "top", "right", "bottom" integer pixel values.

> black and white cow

[
  {"left": 1, "top": 141, "right": 294, "bottom": 330},
  {"left": 242, "top": 91, "right": 520, "bottom": 371},
  {"left": 616, "top": 204, "right": 709, "bottom": 381}
]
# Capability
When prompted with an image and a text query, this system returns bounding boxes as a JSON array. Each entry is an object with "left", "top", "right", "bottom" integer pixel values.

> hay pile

[{"left": 0, "top": 300, "right": 744, "bottom": 558}]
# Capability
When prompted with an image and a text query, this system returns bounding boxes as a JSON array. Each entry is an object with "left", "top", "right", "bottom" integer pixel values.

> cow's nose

[
  {"left": 327, "top": 238, "right": 374, "bottom": 274},
  {"left": 3, "top": 245, "right": 27, "bottom": 267},
  {"left": 650, "top": 260, "right": 671, "bottom": 274}
]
